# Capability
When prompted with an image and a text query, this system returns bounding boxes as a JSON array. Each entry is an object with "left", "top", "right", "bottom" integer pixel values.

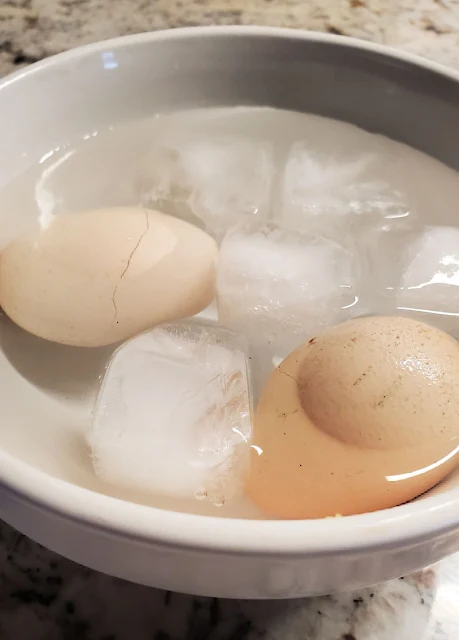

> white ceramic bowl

[{"left": 2, "top": 26, "right": 459, "bottom": 599}]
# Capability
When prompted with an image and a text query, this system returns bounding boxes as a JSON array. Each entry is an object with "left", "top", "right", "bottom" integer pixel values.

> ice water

[{"left": 2, "top": 106, "right": 459, "bottom": 518}]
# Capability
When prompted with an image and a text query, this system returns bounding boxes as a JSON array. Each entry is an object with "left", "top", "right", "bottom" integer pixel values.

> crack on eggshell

[
  {"left": 111, "top": 210, "right": 150, "bottom": 325},
  {"left": 280, "top": 370, "right": 297, "bottom": 384}
]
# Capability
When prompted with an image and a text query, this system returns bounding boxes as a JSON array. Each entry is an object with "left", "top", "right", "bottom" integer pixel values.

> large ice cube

[
  {"left": 217, "top": 222, "right": 360, "bottom": 391},
  {"left": 279, "top": 138, "right": 411, "bottom": 234},
  {"left": 396, "top": 226, "right": 459, "bottom": 323},
  {"left": 88, "top": 322, "right": 252, "bottom": 507},
  {"left": 139, "top": 135, "right": 274, "bottom": 238}
]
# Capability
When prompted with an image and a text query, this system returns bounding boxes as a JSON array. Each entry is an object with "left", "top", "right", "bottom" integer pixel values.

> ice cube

[
  {"left": 396, "top": 226, "right": 459, "bottom": 327},
  {"left": 139, "top": 135, "right": 274, "bottom": 238},
  {"left": 278, "top": 138, "right": 411, "bottom": 234},
  {"left": 88, "top": 322, "right": 252, "bottom": 506},
  {"left": 216, "top": 222, "right": 360, "bottom": 392}
]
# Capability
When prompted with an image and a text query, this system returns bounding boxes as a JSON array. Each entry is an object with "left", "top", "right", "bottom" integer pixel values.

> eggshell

[
  {"left": 246, "top": 316, "right": 459, "bottom": 519},
  {"left": 0, "top": 207, "right": 217, "bottom": 347}
]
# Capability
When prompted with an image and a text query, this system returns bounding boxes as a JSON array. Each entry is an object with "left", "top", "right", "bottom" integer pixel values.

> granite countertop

[
  {"left": 2, "top": 1, "right": 459, "bottom": 638},
  {"left": 2, "top": 0, "right": 459, "bottom": 76},
  {"left": 0, "top": 519, "right": 453, "bottom": 640}
]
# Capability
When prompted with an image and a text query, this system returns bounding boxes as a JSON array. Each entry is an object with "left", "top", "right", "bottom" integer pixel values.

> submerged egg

[
  {"left": 0, "top": 207, "right": 217, "bottom": 347},
  {"left": 246, "top": 316, "right": 459, "bottom": 519}
]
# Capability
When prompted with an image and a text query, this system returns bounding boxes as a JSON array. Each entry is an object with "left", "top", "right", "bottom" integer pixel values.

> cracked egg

[
  {"left": 0, "top": 207, "right": 217, "bottom": 347},
  {"left": 246, "top": 316, "right": 459, "bottom": 518}
]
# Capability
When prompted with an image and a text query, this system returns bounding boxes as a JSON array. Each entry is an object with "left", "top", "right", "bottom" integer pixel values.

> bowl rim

[{"left": 2, "top": 24, "right": 459, "bottom": 556}]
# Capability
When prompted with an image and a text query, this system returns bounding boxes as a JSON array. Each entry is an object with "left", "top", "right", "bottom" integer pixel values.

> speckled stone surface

[
  {"left": 2, "top": 0, "right": 459, "bottom": 77},
  {"left": 2, "top": 0, "right": 459, "bottom": 638},
  {"left": 0, "top": 520, "right": 458, "bottom": 639}
]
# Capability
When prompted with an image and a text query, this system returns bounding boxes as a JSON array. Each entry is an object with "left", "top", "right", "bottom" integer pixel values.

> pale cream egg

[{"left": 0, "top": 207, "right": 217, "bottom": 347}]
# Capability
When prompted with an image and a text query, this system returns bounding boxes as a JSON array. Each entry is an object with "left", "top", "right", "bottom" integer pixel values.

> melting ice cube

[
  {"left": 216, "top": 221, "right": 360, "bottom": 392},
  {"left": 396, "top": 226, "right": 459, "bottom": 322},
  {"left": 278, "top": 139, "right": 411, "bottom": 234},
  {"left": 139, "top": 135, "right": 274, "bottom": 238},
  {"left": 88, "top": 322, "right": 252, "bottom": 506}
]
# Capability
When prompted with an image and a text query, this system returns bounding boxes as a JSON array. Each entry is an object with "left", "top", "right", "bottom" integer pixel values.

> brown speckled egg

[{"left": 246, "top": 316, "right": 459, "bottom": 519}]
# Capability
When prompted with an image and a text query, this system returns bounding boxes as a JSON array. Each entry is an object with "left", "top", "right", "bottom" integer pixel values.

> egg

[
  {"left": 246, "top": 316, "right": 459, "bottom": 519},
  {"left": 0, "top": 207, "right": 217, "bottom": 347}
]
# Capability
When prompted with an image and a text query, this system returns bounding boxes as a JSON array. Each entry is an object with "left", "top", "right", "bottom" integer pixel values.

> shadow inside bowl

[{"left": 0, "top": 309, "right": 113, "bottom": 399}]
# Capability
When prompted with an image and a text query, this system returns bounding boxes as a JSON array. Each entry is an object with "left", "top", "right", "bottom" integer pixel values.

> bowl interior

[{"left": 2, "top": 28, "right": 459, "bottom": 524}]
